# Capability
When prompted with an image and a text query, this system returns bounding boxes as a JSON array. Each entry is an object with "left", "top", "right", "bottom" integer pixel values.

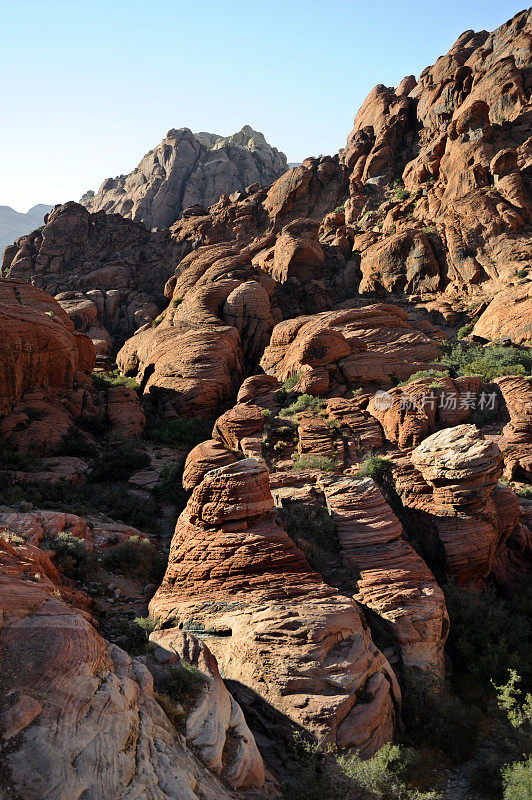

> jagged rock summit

[{"left": 81, "top": 125, "right": 288, "bottom": 228}]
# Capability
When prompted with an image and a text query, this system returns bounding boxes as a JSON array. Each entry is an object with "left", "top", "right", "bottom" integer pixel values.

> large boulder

[{"left": 150, "top": 459, "right": 400, "bottom": 756}]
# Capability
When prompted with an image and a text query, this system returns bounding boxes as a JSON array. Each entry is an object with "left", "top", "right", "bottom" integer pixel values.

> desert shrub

[
  {"left": 503, "top": 757, "right": 532, "bottom": 800},
  {"left": 48, "top": 531, "right": 97, "bottom": 582},
  {"left": 334, "top": 205, "right": 345, "bottom": 213},
  {"left": 283, "top": 735, "right": 441, "bottom": 800},
  {"left": 516, "top": 269, "right": 528, "bottom": 280},
  {"left": 101, "top": 536, "right": 166, "bottom": 582},
  {"left": 356, "top": 456, "right": 393, "bottom": 484},
  {"left": 395, "top": 188, "right": 410, "bottom": 201},
  {"left": 517, "top": 486, "right": 532, "bottom": 500},
  {"left": 0, "top": 443, "right": 41, "bottom": 471},
  {"left": 398, "top": 369, "right": 450, "bottom": 388},
  {"left": 90, "top": 444, "right": 150, "bottom": 482},
  {"left": 291, "top": 454, "right": 336, "bottom": 472},
  {"left": 438, "top": 343, "right": 532, "bottom": 381},
  {"left": 443, "top": 580, "right": 532, "bottom": 698},
  {"left": 116, "top": 616, "right": 158, "bottom": 655},
  {"left": 148, "top": 418, "right": 213, "bottom": 447},
  {"left": 457, "top": 316, "right": 479, "bottom": 340},
  {"left": 153, "top": 461, "right": 187, "bottom": 511},
  {"left": 91, "top": 369, "right": 139, "bottom": 391},
  {"left": 55, "top": 427, "right": 99, "bottom": 459},
  {"left": 283, "top": 373, "right": 301, "bottom": 391},
  {"left": 0, "top": 479, "right": 161, "bottom": 532},
  {"left": 172, "top": 297, "right": 183, "bottom": 307},
  {"left": 280, "top": 394, "right": 325, "bottom": 417},
  {"left": 471, "top": 671, "right": 532, "bottom": 796},
  {"left": 280, "top": 501, "right": 340, "bottom": 554},
  {"left": 401, "top": 667, "right": 480, "bottom": 761}
]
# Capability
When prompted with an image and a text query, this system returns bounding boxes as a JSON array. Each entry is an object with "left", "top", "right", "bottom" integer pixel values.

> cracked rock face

[{"left": 150, "top": 458, "right": 400, "bottom": 757}]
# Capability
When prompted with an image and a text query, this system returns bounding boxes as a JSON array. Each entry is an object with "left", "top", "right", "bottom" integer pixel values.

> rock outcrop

[
  {"left": 406, "top": 425, "right": 505, "bottom": 582},
  {"left": 319, "top": 476, "right": 449, "bottom": 672},
  {"left": 150, "top": 458, "right": 400, "bottom": 756},
  {"left": 82, "top": 126, "right": 288, "bottom": 229},
  {"left": 260, "top": 305, "right": 442, "bottom": 394},
  {"left": 0, "top": 536, "right": 238, "bottom": 800},
  {"left": 0, "top": 278, "right": 95, "bottom": 417},
  {"left": 2, "top": 202, "right": 182, "bottom": 346}
]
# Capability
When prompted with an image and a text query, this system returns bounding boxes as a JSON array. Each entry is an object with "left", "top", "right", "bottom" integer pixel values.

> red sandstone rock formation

[
  {"left": 407, "top": 425, "right": 505, "bottom": 583},
  {"left": 149, "top": 629, "right": 265, "bottom": 789},
  {"left": 0, "top": 536, "right": 240, "bottom": 800},
  {"left": 0, "top": 278, "right": 95, "bottom": 418},
  {"left": 260, "top": 305, "right": 442, "bottom": 394},
  {"left": 150, "top": 458, "right": 400, "bottom": 756},
  {"left": 318, "top": 476, "right": 449, "bottom": 672}
]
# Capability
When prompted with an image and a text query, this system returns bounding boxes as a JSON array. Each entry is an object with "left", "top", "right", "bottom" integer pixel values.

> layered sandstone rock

[
  {"left": 367, "top": 376, "right": 479, "bottom": 448},
  {"left": 149, "top": 629, "right": 265, "bottom": 789},
  {"left": 83, "top": 126, "right": 288, "bottom": 229},
  {"left": 260, "top": 305, "right": 442, "bottom": 394},
  {"left": 150, "top": 459, "right": 400, "bottom": 756},
  {"left": 0, "top": 278, "right": 95, "bottom": 417},
  {"left": 473, "top": 284, "right": 532, "bottom": 344},
  {"left": 0, "top": 537, "right": 238, "bottom": 800},
  {"left": 318, "top": 476, "right": 449, "bottom": 672},
  {"left": 408, "top": 425, "right": 505, "bottom": 582}
]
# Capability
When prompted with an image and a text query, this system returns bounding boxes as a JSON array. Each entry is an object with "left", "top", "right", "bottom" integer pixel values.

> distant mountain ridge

[
  {"left": 0, "top": 204, "right": 53, "bottom": 257},
  {"left": 81, "top": 125, "right": 288, "bottom": 228}
]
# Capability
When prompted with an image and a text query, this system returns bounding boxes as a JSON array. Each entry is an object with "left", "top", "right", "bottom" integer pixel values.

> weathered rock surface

[
  {"left": 0, "top": 278, "right": 95, "bottom": 417},
  {"left": 0, "top": 536, "right": 237, "bottom": 800},
  {"left": 319, "top": 476, "right": 449, "bottom": 672},
  {"left": 2, "top": 202, "right": 181, "bottom": 343},
  {"left": 150, "top": 459, "right": 400, "bottom": 756},
  {"left": 473, "top": 284, "right": 532, "bottom": 344},
  {"left": 408, "top": 425, "right": 505, "bottom": 582},
  {"left": 150, "top": 629, "right": 265, "bottom": 789},
  {"left": 83, "top": 126, "right": 288, "bottom": 229},
  {"left": 260, "top": 305, "right": 442, "bottom": 393}
]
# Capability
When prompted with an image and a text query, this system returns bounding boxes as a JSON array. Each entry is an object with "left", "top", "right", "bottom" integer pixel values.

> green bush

[
  {"left": 148, "top": 418, "right": 213, "bottom": 447},
  {"left": 101, "top": 536, "right": 166, "bottom": 582},
  {"left": 356, "top": 456, "right": 393, "bottom": 484},
  {"left": 153, "top": 461, "right": 187, "bottom": 511},
  {"left": 280, "top": 501, "right": 340, "bottom": 554},
  {"left": 282, "top": 373, "right": 301, "bottom": 391},
  {"left": 280, "top": 394, "right": 325, "bottom": 417},
  {"left": 283, "top": 735, "right": 441, "bottom": 800},
  {"left": 0, "top": 443, "right": 41, "bottom": 471},
  {"left": 116, "top": 616, "right": 158, "bottom": 655},
  {"left": 439, "top": 343, "right": 532, "bottom": 381},
  {"left": 55, "top": 428, "right": 99, "bottom": 459},
  {"left": 0, "top": 479, "right": 161, "bottom": 533},
  {"left": 401, "top": 667, "right": 480, "bottom": 761},
  {"left": 91, "top": 369, "right": 139, "bottom": 391},
  {"left": 503, "top": 757, "right": 532, "bottom": 800},
  {"left": 90, "top": 444, "right": 150, "bottom": 482},
  {"left": 471, "top": 670, "right": 532, "bottom": 796},
  {"left": 48, "top": 531, "right": 97, "bottom": 582},
  {"left": 291, "top": 454, "right": 336, "bottom": 471},
  {"left": 443, "top": 580, "right": 531, "bottom": 697},
  {"left": 398, "top": 369, "right": 450, "bottom": 387},
  {"left": 517, "top": 487, "right": 532, "bottom": 500}
]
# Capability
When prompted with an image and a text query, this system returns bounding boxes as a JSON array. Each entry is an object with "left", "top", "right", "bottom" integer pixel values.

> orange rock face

[
  {"left": 318, "top": 476, "right": 449, "bottom": 672},
  {"left": 260, "top": 305, "right": 442, "bottom": 394},
  {"left": 409, "top": 425, "right": 505, "bottom": 582},
  {"left": 0, "top": 278, "right": 94, "bottom": 417},
  {"left": 150, "top": 459, "right": 400, "bottom": 756}
]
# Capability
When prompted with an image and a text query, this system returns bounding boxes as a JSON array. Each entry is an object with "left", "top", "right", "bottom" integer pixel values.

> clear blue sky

[{"left": 0, "top": 0, "right": 525, "bottom": 211}]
